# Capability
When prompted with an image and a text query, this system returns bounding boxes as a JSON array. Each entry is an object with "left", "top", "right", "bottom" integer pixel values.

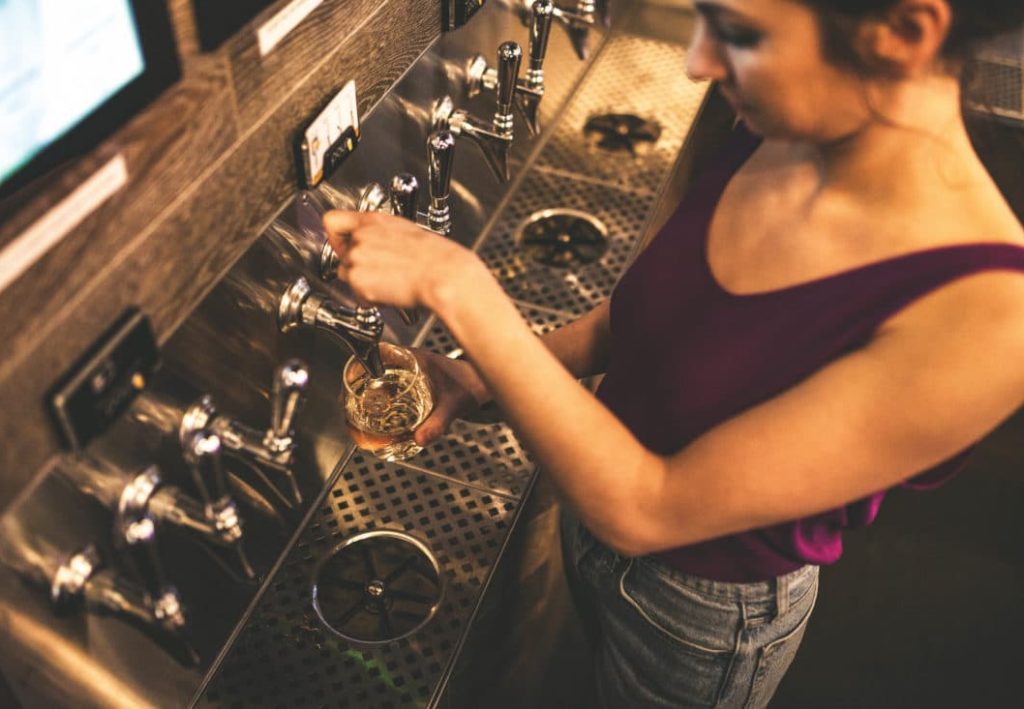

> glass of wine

[{"left": 342, "top": 343, "right": 434, "bottom": 461}]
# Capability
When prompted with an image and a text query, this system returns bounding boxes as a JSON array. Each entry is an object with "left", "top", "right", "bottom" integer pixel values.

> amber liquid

[{"left": 345, "top": 366, "right": 433, "bottom": 461}]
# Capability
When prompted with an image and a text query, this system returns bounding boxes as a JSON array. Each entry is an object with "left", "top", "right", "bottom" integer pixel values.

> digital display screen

[{"left": 0, "top": 0, "right": 146, "bottom": 185}]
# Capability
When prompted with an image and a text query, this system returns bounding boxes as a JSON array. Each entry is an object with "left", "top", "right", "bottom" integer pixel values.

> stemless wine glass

[{"left": 342, "top": 343, "right": 434, "bottom": 461}]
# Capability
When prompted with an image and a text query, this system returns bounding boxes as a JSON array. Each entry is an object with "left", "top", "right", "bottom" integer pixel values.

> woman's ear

[{"left": 856, "top": 0, "right": 952, "bottom": 76}]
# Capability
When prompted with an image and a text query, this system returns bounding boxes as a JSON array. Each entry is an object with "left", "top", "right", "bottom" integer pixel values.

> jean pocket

[
  {"left": 743, "top": 577, "right": 819, "bottom": 709},
  {"left": 616, "top": 559, "right": 739, "bottom": 705}
]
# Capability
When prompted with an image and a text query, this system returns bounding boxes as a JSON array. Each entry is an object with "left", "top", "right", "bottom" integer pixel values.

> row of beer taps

[
  {"left": 278, "top": 0, "right": 610, "bottom": 373},
  {"left": 12, "top": 0, "right": 610, "bottom": 667},
  {"left": 33, "top": 359, "right": 311, "bottom": 664}
]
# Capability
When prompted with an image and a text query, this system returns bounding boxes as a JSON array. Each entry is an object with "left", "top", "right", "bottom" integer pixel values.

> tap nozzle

[{"left": 279, "top": 277, "right": 385, "bottom": 378}]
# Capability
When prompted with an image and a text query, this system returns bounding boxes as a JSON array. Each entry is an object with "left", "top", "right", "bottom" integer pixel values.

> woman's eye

[{"left": 715, "top": 24, "right": 761, "bottom": 48}]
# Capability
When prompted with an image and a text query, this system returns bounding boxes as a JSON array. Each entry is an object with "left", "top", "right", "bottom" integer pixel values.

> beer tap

[
  {"left": 178, "top": 360, "right": 309, "bottom": 507},
  {"left": 50, "top": 539, "right": 199, "bottom": 666},
  {"left": 318, "top": 129, "right": 455, "bottom": 303},
  {"left": 467, "top": 0, "right": 554, "bottom": 135},
  {"left": 519, "top": 0, "right": 608, "bottom": 61},
  {"left": 278, "top": 277, "right": 386, "bottom": 379},
  {"left": 432, "top": 41, "right": 522, "bottom": 183},
  {"left": 59, "top": 455, "right": 255, "bottom": 580},
  {"left": 318, "top": 131, "right": 456, "bottom": 326}
]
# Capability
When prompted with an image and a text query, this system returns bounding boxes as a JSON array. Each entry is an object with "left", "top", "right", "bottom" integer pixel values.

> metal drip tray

[
  {"left": 312, "top": 529, "right": 443, "bottom": 645},
  {"left": 515, "top": 209, "right": 610, "bottom": 269},
  {"left": 584, "top": 112, "right": 662, "bottom": 154}
]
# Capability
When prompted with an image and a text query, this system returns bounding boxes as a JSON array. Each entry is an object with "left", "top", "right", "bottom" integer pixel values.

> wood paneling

[
  {"left": 0, "top": 0, "right": 441, "bottom": 511},
  {"left": 227, "top": 0, "right": 385, "bottom": 126}
]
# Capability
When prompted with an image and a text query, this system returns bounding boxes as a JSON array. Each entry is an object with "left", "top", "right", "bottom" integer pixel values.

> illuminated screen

[{"left": 0, "top": 0, "right": 146, "bottom": 184}]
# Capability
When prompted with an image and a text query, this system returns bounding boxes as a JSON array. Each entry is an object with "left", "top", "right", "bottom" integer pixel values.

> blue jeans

[{"left": 561, "top": 514, "right": 819, "bottom": 708}]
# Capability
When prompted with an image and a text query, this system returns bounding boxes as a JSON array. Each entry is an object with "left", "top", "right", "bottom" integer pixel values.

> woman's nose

[{"left": 685, "top": 22, "right": 728, "bottom": 82}]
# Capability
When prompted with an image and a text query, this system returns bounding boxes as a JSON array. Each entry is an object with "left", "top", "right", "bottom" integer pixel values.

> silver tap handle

[
  {"left": 184, "top": 431, "right": 229, "bottom": 509},
  {"left": 357, "top": 182, "right": 389, "bottom": 213},
  {"left": 494, "top": 41, "right": 523, "bottom": 136},
  {"left": 427, "top": 130, "right": 455, "bottom": 235},
  {"left": 529, "top": 0, "right": 555, "bottom": 77},
  {"left": 270, "top": 359, "right": 309, "bottom": 442},
  {"left": 388, "top": 174, "right": 422, "bottom": 326},
  {"left": 389, "top": 174, "right": 419, "bottom": 221},
  {"left": 428, "top": 131, "right": 455, "bottom": 203},
  {"left": 122, "top": 516, "right": 169, "bottom": 602}
]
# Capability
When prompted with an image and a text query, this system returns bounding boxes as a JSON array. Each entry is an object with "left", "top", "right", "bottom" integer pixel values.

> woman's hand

[
  {"left": 412, "top": 350, "right": 491, "bottom": 446},
  {"left": 322, "top": 209, "right": 486, "bottom": 311}
]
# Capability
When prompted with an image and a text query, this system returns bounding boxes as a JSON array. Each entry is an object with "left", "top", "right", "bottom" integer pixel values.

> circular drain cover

[
  {"left": 584, "top": 113, "right": 662, "bottom": 155},
  {"left": 312, "top": 530, "right": 443, "bottom": 645},
  {"left": 515, "top": 209, "right": 609, "bottom": 269}
]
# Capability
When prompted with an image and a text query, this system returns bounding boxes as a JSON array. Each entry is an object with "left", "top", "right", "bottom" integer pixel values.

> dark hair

[{"left": 798, "top": 0, "right": 1024, "bottom": 76}]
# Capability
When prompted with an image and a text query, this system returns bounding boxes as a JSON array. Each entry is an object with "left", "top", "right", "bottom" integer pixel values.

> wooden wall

[{"left": 0, "top": 0, "right": 442, "bottom": 509}]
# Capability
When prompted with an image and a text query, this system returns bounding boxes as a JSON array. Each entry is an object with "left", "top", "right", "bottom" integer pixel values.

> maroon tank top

[{"left": 596, "top": 123, "right": 1024, "bottom": 582}]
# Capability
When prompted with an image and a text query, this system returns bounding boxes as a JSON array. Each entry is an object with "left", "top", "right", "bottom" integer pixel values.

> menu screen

[{"left": 0, "top": 0, "right": 145, "bottom": 184}]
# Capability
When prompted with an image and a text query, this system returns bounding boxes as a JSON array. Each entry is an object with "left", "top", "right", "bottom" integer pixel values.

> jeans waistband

[{"left": 641, "top": 556, "right": 819, "bottom": 605}]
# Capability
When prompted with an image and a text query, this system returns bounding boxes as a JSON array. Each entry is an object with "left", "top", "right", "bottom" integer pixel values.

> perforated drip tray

[
  {"left": 515, "top": 209, "right": 610, "bottom": 269},
  {"left": 312, "top": 530, "right": 444, "bottom": 645},
  {"left": 476, "top": 169, "right": 654, "bottom": 317},
  {"left": 583, "top": 112, "right": 662, "bottom": 155},
  {"left": 537, "top": 33, "right": 709, "bottom": 193},
  {"left": 199, "top": 459, "right": 519, "bottom": 708}
]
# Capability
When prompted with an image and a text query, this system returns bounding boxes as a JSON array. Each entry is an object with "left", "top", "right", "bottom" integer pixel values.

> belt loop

[{"left": 775, "top": 572, "right": 790, "bottom": 619}]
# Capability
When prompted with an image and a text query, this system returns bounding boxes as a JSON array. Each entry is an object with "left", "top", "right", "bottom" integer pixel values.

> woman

[{"left": 324, "top": 0, "right": 1024, "bottom": 705}]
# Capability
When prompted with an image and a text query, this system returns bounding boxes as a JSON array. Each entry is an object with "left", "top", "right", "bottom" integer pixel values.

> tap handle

[
  {"left": 184, "top": 430, "right": 229, "bottom": 508},
  {"left": 51, "top": 545, "right": 102, "bottom": 614},
  {"left": 427, "top": 130, "right": 455, "bottom": 203},
  {"left": 357, "top": 182, "right": 389, "bottom": 213},
  {"left": 388, "top": 174, "right": 423, "bottom": 326},
  {"left": 494, "top": 41, "right": 523, "bottom": 132},
  {"left": 122, "top": 516, "right": 167, "bottom": 600},
  {"left": 529, "top": 0, "right": 555, "bottom": 74},
  {"left": 270, "top": 359, "right": 309, "bottom": 441},
  {"left": 389, "top": 174, "right": 419, "bottom": 221}
]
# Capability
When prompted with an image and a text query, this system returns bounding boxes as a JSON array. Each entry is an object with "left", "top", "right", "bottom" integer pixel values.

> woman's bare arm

[
  {"left": 429, "top": 262, "right": 1024, "bottom": 556},
  {"left": 323, "top": 209, "right": 1024, "bottom": 557}
]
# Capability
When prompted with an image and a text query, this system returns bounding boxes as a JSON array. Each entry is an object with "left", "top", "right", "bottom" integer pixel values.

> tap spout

[{"left": 279, "top": 277, "right": 385, "bottom": 378}]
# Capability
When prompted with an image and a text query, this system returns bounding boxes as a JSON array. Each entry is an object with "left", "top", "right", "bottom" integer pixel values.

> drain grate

[
  {"left": 312, "top": 530, "right": 444, "bottom": 646},
  {"left": 515, "top": 208, "right": 610, "bottom": 268},
  {"left": 537, "top": 33, "right": 709, "bottom": 193},
  {"left": 199, "top": 460, "right": 518, "bottom": 708},
  {"left": 583, "top": 113, "right": 662, "bottom": 155},
  {"left": 476, "top": 170, "right": 654, "bottom": 316}
]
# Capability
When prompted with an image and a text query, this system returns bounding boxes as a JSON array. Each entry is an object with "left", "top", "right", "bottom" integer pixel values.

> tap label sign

[{"left": 296, "top": 80, "right": 360, "bottom": 189}]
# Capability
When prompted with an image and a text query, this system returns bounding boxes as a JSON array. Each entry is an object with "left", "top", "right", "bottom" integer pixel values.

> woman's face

[{"left": 686, "top": 0, "right": 875, "bottom": 140}]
